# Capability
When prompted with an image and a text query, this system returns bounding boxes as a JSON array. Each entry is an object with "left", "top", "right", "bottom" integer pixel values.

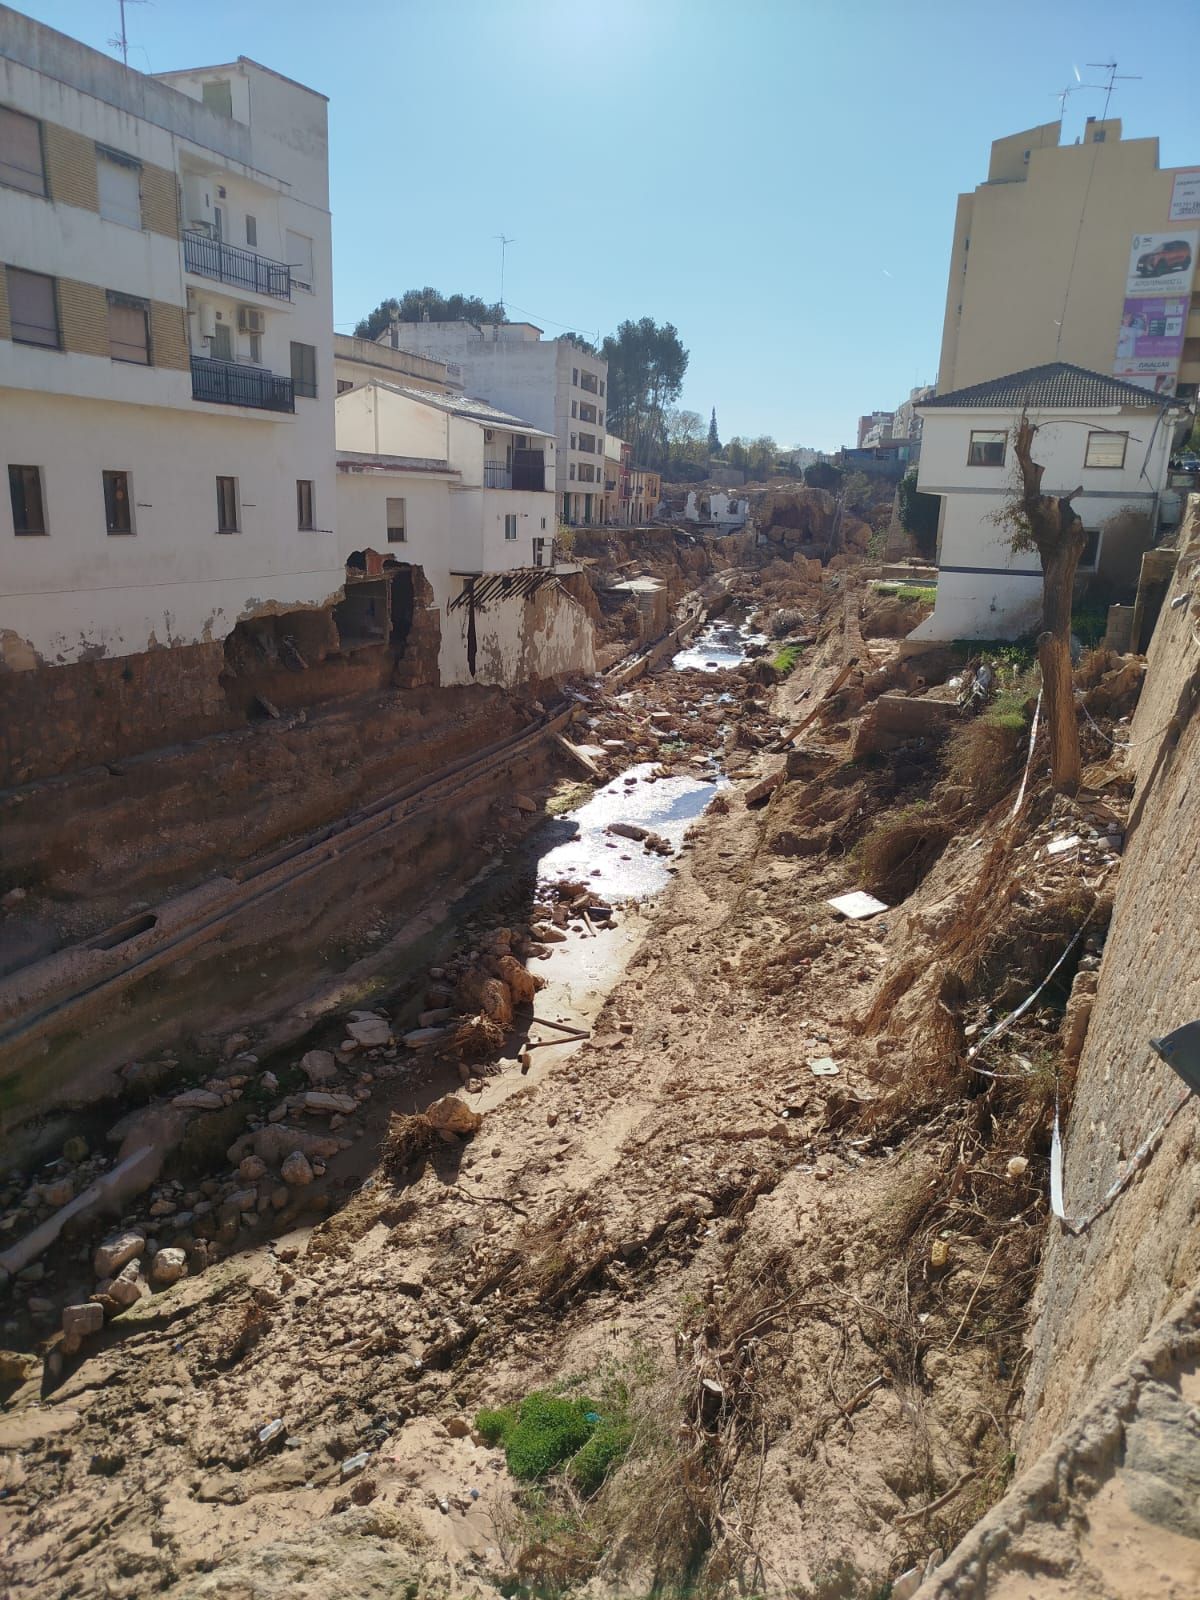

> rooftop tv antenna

[
  {"left": 494, "top": 234, "right": 515, "bottom": 314},
  {"left": 109, "top": 0, "right": 148, "bottom": 67},
  {"left": 1051, "top": 74, "right": 1102, "bottom": 118},
  {"left": 1087, "top": 61, "right": 1141, "bottom": 121}
]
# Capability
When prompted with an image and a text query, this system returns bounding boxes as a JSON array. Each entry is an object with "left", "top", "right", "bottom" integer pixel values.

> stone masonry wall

[{"left": 1017, "top": 497, "right": 1200, "bottom": 1466}]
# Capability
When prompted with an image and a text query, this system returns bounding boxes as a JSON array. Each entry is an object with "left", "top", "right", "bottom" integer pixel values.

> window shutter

[
  {"left": 7, "top": 268, "right": 58, "bottom": 346},
  {"left": 0, "top": 107, "right": 45, "bottom": 195},
  {"left": 108, "top": 297, "right": 150, "bottom": 363},
  {"left": 285, "top": 229, "right": 314, "bottom": 288},
  {"left": 97, "top": 152, "right": 142, "bottom": 228}
]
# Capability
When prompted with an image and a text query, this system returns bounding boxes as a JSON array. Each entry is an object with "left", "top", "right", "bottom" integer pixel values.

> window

[
  {"left": 1085, "top": 430, "right": 1127, "bottom": 469},
  {"left": 572, "top": 367, "right": 579, "bottom": 385},
  {"left": 386, "top": 496, "right": 406, "bottom": 543},
  {"left": 541, "top": 516, "right": 546, "bottom": 529},
  {"left": 290, "top": 340, "right": 317, "bottom": 398},
  {"left": 248, "top": 332, "right": 262, "bottom": 365},
  {"left": 570, "top": 432, "right": 577, "bottom": 449},
  {"left": 1091, "top": 129, "right": 1106, "bottom": 143},
  {"left": 245, "top": 214, "right": 257, "bottom": 248},
  {"left": 504, "top": 513, "right": 518, "bottom": 540},
  {"left": 599, "top": 380, "right": 605, "bottom": 396},
  {"left": 8, "top": 464, "right": 46, "bottom": 535},
  {"left": 97, "top": 148, "right": 142, "bottom": 228},
  {"left": 533, "top": 537, "right": 546, "bottom": 568},
  {"left": 102, "top": 469, "right": 134, "bottom": 533},
  {"left": 569, "top": 463, "right": 576, "bottom": 480},
  {"left": 599, "top": 410, "right": 604, "bottom": 425},
  {"left": 571, "top": 400, "right": 577, "bottom": 417},
  {"left": 286, "top": 229, "right": 314, "bottom": 290},
  {"left": 216, "top": 475, "right": 239, "bottom": 533},
  {"left": 336, "top": 378, "right": 353, "bottom": 394},
  {"left": 296, "top": 479, "right": 314, "bottom": 530},
  {"left": 108, "top": 292, "right": 150, "bottom": 364},
  {"left": 201, "top": 79, "right": 233, "bottom": 117},
  {"left": 967, "top": 430, "right": 1006, "bottom": 467},
  {"left": 7, "top": 267, "right": 59, "bottom": 348},
  {"left": 0, "top": 105, "right": 46, "bottom": 196}
]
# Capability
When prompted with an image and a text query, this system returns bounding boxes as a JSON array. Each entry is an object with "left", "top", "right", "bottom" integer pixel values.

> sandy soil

[{"left": 0, "top": 566, "right": 1146, "bottom": 1599}]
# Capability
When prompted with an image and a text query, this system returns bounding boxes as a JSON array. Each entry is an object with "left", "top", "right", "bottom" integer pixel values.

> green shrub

[
  {"left": 896, "top": 584, "right": 936, "bottom": 605},
  {"left": 772, "top": 643, "right": 803, "bottom": 675},
  {"left": 475, "top": 1405, "right": 519, "bottom": 1447},
  {"left": 568, "top": 1420, "right": 633, "bottom": 1496},
  {"left": 500, "top": 1392, "right": 598, "bottom": 1481}
]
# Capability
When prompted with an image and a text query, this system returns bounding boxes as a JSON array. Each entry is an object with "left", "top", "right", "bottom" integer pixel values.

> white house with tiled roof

[{"left": 908, "top": 363, "right": 1187, "bottom": 643}]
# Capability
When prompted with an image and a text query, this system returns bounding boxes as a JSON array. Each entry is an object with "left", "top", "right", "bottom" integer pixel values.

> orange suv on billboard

[{"left": 1136, "top": 239, "right": 1193, "bottom": 278}]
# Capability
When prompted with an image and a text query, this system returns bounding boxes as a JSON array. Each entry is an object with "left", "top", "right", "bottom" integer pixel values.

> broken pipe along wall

[{"left": 1017, "top": 495, "right": 1200, "bottom": 1465}]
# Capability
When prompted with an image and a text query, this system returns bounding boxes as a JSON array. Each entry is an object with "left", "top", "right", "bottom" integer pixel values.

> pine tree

[{"left": 707, "top": 408, "right": 721, "bottom": 456}]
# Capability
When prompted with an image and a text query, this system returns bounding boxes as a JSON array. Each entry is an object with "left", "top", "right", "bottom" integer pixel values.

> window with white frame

[
  {"left": 1084, "top": 430, "right": 1127, "bottom": 469},
  {"left": 967, "top": 429, "right": 1006, "bottom": 467},
  {"left": 245, "top": 214, "right": 257, "bottom": 247},
  {"left": 9, "top": 464, "right": 47, "bottom": 534},
  {"left": 103, "top": 469, "right": 134, "bottom": 534},
  {"left": 216, "top": 475, "right": 239, "bottom": 533},
  {"left": 296, "top": 479, "right": 314, "bottom": 530},
  {"left": 504, "top": 513, "right": 517, "bottom": 540}
]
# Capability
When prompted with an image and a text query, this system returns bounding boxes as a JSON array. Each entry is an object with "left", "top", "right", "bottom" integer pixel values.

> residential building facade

[
  {"left": 384, "top": 320, "right": 610, "bottom": 528},
  {"left": 857, "top": 410, "right": 893, "bottom": 448},
  {"left": 908, "top": 364, "right": 1185, "bottom": 643},
  {"left": 629, "top": 466, "right": 662, "bottom": 525},
  {"left": 0, "top": 9, "right": 339, "bottom": 671},
  {"left": 603, "top": 434, "right": 632, "bottom": 525},
  {"left": 335, "top": 381, "right": 594, "bottom": 685},
  {"left": 333, "top": 331, "right": 463, "bottom": 398},
  {"left": 938, "top": 118, "right": 1200, "bottom": 400}
]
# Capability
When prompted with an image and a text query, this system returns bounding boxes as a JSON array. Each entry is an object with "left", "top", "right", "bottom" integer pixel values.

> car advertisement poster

[
  {"left": 1124, "top": 230, "right": 1198, "bottom": 297},
  {"left": 1169, "top": 170, "right": 1200, "bottom": 223}
]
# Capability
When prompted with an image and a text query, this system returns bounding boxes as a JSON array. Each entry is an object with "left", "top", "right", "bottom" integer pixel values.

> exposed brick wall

[
  {"left": 150, "top": 299, "right": 189, "bottom": 370},
  {"left": 42, "top": 122, "right": 98, "bottom": 213},
  {"left": 140, "top": 162, "right": 179, "bottom": 239},
  {"left": 0, "top": 267, "right": 9, "bottom": 342},
  {"left": 0, "top": 643, "right": 235, "bottom": 787},
  {"left": 57, "top": 277, "right": 109, "bottom": 358}
]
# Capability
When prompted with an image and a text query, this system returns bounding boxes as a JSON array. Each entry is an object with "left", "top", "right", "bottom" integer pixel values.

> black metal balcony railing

[
  {"left": 191, "top": 355, "right": 294, "bottom": 412},
  {"left": 483, "top": 461, "right": 511, "bottom": 488},
  {"left": 183, "top": 230, "right": 292, "bottom": 300}
]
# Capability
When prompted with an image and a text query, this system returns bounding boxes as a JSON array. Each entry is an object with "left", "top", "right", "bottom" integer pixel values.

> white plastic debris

[
  {"left": 826, "top": 891, "right": 888, "bottom": 920},
  {"left": 808, "top": 1057, "right": 840, "bottom": 1077},
  {"left": 1046, "top": 834, "right": 1080, "bottom": 856}
]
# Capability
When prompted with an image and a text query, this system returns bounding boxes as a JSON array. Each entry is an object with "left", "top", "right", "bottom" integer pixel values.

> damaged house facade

[
  {"left": 908, "top": 363, "right": 1185, "bottom": 643},
  {"left": 334, "top": 368, "right": 595, "bottom": 686}
]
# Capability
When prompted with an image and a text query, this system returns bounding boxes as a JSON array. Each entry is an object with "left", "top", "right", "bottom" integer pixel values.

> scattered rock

[
  {"left": 495, "top": 955, "right": 542, "bottom": 1006},
  {"left": 62, "top": 1137, "right": 89, "bottom": 1164},
  {"left": 62, "top": 1302, "right": 104, "bottom": 1349},
  {"left": 425, "top": 1096, "right": 483, "bottom": 1138},
  {"left": 151, "top": 1248, "right": 188, "bottom": 1286},
  {"left": 172, "top": 1089, "right": 225, "bottom": 1111},
  {"left": 238, "top": 1155, "right": 268, "bottom": 1183},
  {"left": 0, "top": 1350, "right": 39, "bottom": 1383},
  {"left": 281, "top": 1151, "right": 315, "bottom": 1187},
  {"left": 93, "top": 1230, "right": 145, "bottom": 1279},
  {"left": 106, "top": 1261, "right": 147, "bottom": 1308},
  {"left": 514, "top": 795, "right": 537, "bottom": 814},
  {"left": 299, "top": 1091, "right": 358, "bottom": 1115},
  {"left": 346, "top": 1018, "right": 390, "bottom": 1049},
  {"left": 299, "top": 1050, "right": 338, "bottom": 1085}
]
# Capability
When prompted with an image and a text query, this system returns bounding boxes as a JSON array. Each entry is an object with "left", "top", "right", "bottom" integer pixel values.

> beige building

[{"left": 938, "top": 118, "right": 1200, "bottom": 400}]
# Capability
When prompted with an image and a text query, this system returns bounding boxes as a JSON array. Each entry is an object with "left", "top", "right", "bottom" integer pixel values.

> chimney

[{"left": 389, "top": 318, "right": 399, "bottom": 349}]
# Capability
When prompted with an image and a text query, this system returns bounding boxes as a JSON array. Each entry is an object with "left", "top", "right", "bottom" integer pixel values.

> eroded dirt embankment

[{"left": 0, "top": 554, "right": 1163, "bottom": 1599}]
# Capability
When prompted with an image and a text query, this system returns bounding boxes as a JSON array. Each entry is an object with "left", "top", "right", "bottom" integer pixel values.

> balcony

[
  {"left": 579, "top": 372, "right": 598, "bottom": 394},
  {"left": 484, "top": 453, "right": 546, "bottom": 491},
  {"left": 191, "top": 355, "right": 294, "bottom": 412},
  {"left": 183, "top": 230, "right": 292, "bottom": 300}
]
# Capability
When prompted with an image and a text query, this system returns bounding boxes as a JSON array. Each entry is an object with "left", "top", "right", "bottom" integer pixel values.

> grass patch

[
  {"left": 952, "top": 639, "right": 1037, "bottom": 674},
  {"left": 895, "top": 584, "right": 936, "bottom": 605},
  {"left": 771, "top": 643, "right": 803, "bottom": 675},
  {"left": 1071, "top": 601, "right": 1108, "bottom": 649},
  {"left": 545, "top": 781, "right": 592, "bottom": 817},
  {"left": 854, "top": 803, "right": 951, "bottom": 901}
]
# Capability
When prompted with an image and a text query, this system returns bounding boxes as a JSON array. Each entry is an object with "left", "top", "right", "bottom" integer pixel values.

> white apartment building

[
  {"left": 385, "top": 320, "right": 610, "bottom": 529},
  {"left": 908, "top": 363, "right": 1185, "bottom": 643},
  {"left": 0, "top": 8, "right": 338, "bottom": 670},
  {"left": 335, "top": 381, "right": 594, "bottom": 685}
]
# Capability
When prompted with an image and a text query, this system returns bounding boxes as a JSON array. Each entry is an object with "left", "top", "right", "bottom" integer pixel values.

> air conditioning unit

[
  {"left": 238, "top": 307, "right": 266, "bottom": 335},
  {"left": 484, "top": 429, "right": 494, "bottom": 442},
  {"left": 182, "top": 175, "right": 214, "bottom": 230}
]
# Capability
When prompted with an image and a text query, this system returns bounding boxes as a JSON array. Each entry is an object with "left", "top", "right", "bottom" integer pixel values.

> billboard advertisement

[
  {"left": 1124, "top": 230, "right": 1198, "bottom": 297},
  {"left": 1169, "top": 170, "right": 1200, "bottom": 223}
]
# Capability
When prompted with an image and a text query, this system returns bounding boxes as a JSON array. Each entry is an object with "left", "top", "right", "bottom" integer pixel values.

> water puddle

[
  {"left": 672, "top": 616, "right": 767, "bottom": 673},
  {"left": 538, "top": 761, "right": 728, "bottom": 902}
]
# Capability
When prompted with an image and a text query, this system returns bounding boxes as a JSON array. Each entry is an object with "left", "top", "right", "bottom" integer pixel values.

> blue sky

[{"left": 17, "top": 0, "right": 1200, "bottom": 449}]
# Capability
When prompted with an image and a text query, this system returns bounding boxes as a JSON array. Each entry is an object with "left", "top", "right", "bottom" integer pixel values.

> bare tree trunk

[
  {"left": 1012, "top": 417, "right": 1086, "bottom": 794},
  {"left": 1037, "top": 631, "right": 1081, "bottom": 796}
]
